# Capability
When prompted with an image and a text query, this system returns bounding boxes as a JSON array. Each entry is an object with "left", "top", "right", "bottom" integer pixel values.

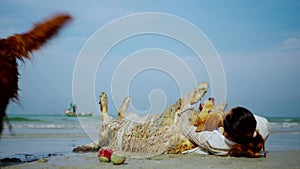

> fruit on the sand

[
  {"left": 98, "top": 147, "right": 113, "bottom": 162},
  {"left": 111, "top": 153, "right": 126, "bottom": 165}
]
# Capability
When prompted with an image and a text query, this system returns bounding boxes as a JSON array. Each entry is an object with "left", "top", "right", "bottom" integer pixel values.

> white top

[{"left": 179, "top": 104, "right": 271, "bottom": 155}]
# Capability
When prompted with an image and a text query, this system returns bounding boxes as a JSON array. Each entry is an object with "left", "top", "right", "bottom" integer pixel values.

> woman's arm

[
  {"left": 179, "top": 106, "right": 231, "bottom": 155},
  {"left": 179, "top": 106, "right": 203, "bottom": 146}
]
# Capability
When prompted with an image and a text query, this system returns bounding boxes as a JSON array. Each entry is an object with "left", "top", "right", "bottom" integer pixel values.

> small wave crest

[
  {"left": 8, "top": 117, "right": 44, "bottom": 122},
  {"left": 271, "top": 131, "right": 300, "bottom": 134},
  {"left": 11, "top": 124, "right": 80, "bottom": 129},
  {"left": 267, "top": 117, "right": 300, "bottom": 123},
  {"left": 270, "top": 122, "right": 300, "bottom": 128},
  {"left": 9, "top": 123, "right": 100, "bottom": 130}
]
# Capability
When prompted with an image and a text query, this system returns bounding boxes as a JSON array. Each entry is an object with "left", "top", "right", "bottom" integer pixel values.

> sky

[{"left": 1, "top": 0, "right": 300, "bottom": 117}]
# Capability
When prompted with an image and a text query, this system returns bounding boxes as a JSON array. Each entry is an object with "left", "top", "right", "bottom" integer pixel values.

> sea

[{"left": 0, "top": 114, "right": 300, "bottom": 162}]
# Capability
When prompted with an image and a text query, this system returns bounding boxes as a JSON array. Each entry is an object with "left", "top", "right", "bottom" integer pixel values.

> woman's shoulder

[{"left": 254, "top": 115, "right": 270, "bottom": 139}]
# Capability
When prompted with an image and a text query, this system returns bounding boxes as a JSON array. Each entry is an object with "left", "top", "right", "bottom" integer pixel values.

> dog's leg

[
  {"left": 181, "top": 82, "right": 209, "bottom": 108},
  {"left": 215, "top": 102, "right": 227, "bottom": 112},
  {"left": 73, "top": 92, "right": 109, "bottom": 153},
  {"left": 73, "top": 92, "right": 120, "bottom": 153},
  {"left": 118, "top": 96, "right": 130, "bottom": 120},
  {"left": 0, "top": 103, "right": 7, "bottom": 134},
  {"left": 99, "top": 92, "right": 109, "bottom": 121}
]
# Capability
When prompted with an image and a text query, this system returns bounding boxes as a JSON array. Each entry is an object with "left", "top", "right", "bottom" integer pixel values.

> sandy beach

[
  {"left": 1, "top": 114, "right": 300, "bottom": 169},
  {"left": 2, "top": 150, "right": 300, "bottom": 169}
]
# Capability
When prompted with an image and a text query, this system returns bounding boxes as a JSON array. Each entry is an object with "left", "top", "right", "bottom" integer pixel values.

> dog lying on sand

[
  {"left": 0, "top": 13, "right": 72, "bottom": 134},
  {"left": 73, "top": 82, "right": 228, "bottom": 154}
]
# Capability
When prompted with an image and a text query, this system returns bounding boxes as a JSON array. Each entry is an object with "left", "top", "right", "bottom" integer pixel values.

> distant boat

[{"left": 64, "top": 110, "right": 92, "bottom": 117}]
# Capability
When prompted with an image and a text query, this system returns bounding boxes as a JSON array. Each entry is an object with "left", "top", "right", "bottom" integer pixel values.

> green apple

[{"left": 111, "top": 153, "right": 126, "bottom": 165}]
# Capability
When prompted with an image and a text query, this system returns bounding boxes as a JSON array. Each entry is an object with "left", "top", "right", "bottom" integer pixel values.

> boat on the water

[
  {"left": 65, "top": 102, "right": 92, "bottom": 117},
  {"left": 64, "top": 110, "right": 92, "bottom": 117}
]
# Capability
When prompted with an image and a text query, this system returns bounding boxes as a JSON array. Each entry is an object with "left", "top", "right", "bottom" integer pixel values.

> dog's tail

[{"left": 3, "top": 13, "right": 72, "bottom": 61}]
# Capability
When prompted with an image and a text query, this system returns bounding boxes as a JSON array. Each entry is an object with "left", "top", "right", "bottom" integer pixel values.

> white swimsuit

[{"left": 179, "top": 104, "right": 271, "bottom": 155}]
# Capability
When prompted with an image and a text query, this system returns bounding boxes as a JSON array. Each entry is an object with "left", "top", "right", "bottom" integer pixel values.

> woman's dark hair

[{"left": 223, "top": 107, "right": 266, "bottom": 158}]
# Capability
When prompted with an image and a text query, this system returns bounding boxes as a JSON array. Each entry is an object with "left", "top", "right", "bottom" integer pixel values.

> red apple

[{"left": 98, "top": 147, "right": 113, "bottom": 162}]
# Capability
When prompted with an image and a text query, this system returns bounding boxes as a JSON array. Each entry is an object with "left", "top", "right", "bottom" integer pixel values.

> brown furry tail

[
  {"left": 0, "top": 13, "right": 72, "bottom": 134},
  {"left": 4, "top": 13, "right": 72, "bottom": 61}
]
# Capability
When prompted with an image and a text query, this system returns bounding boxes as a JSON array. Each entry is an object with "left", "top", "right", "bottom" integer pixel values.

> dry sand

[{"left": 2, "top": 150, "right": 300, "bottom": 169}]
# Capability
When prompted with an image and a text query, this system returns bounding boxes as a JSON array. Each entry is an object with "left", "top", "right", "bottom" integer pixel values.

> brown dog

[
  {"left": 73, "top": 82, "right": 209, "bottom": 154},
  {"left": 0, "top": 13, "right": 72, "bottom": 133}
]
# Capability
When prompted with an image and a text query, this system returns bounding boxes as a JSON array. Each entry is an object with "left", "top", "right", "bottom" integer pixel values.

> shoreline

[
  {"left": 2, "top": 150, "right": 300, "bottom": 169},
  {"left": 1, "top": 114, "right": 299, "bottom": 168}
]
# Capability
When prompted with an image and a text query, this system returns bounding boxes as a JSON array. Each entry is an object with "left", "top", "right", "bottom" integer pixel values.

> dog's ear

[{"left": 3, "top": 14, "right": 72, "bottom": 61}]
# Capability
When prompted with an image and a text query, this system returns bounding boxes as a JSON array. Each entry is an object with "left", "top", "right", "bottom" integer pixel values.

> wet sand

[{"left": 2, "top": 150, "right": 300, "bottom": 169}]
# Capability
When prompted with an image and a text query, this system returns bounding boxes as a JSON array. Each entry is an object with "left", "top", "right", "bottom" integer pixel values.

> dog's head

[{"left": 202, "top": 97, "right": 215, "bottom": 110}]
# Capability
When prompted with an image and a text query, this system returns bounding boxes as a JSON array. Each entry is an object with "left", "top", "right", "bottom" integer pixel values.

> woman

[{"left": 179, "top": 105, "right": 270, "bottom": 157}]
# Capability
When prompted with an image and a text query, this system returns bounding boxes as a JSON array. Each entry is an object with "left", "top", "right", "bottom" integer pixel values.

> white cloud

[{"left": 283, "top": 36, "right": 300, "bottom": 49}]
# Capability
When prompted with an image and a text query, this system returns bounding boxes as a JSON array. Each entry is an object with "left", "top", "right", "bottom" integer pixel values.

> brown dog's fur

[
  {"left": 0, "top": 14, "right": 72, "bottom": 133},
  {"left": 193, "top": 98, "right": 226, "bottom": 132},
  {"left": 73, "top": 82, "right": 209, "bottom": 154}
]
